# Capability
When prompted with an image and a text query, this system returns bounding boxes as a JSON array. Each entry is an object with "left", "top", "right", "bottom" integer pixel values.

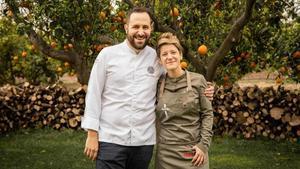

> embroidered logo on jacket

[{"left": 147, "top": 66, "right": 154, "bottom": 74}]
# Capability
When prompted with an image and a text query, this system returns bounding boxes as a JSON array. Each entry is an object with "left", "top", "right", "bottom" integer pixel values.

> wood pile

[
  {"left": 0, "top": 82, "right": 299, "bottom": 142},
  {"left": 0, "top": 82, "right": 86, "bottom": 133},
  {"left": 213, "top": 84, "right": 300, "bottom": 142}
]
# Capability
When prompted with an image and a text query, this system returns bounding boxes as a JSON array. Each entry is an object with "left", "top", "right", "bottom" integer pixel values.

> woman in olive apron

[{"left": 155, "top": 32, "right": 213, "bottom": 169}]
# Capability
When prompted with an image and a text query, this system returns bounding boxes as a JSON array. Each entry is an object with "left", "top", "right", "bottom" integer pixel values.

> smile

[{"left": 166, "top": 61, "right": 176, "bottom": 64}]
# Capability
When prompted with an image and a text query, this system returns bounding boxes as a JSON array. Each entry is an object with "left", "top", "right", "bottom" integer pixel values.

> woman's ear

[{"left": 158, "top": 58, "right": 162, "bottom": 65}]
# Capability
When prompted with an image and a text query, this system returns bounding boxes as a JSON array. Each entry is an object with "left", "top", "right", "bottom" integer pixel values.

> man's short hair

[{"left": 126, "top": 7, "right": 153, "bottom": 24}]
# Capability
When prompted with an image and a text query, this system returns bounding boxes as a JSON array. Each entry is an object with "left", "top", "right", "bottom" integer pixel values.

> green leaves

[{"left": 3, "top": 0, "right": 299, "bottom": 85}]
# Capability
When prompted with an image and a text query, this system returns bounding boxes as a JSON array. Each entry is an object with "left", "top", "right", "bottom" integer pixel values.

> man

[{"left": 81, "top": 7, "right": 214, "bottom": 169}]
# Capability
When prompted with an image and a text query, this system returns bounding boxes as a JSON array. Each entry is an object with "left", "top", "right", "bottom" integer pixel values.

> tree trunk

[
  {"left": 74, "top": 56, "right": 90, "bottom": 85},
  {"left": 206, "top": 0, "right": 256, "bottom": 81}
]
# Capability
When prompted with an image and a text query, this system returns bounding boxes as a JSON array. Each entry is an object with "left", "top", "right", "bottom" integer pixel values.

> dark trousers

[{"left": 96, "top": 142, "right": 154, "bottom": 169}]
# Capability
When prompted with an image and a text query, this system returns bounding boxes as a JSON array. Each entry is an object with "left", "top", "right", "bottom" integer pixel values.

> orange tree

[
  {"left": 0, "top": 17, "right": 59, "bottom": 85},
  {"left": 3, "top": 0, "right": 299, "bottom": 85}
]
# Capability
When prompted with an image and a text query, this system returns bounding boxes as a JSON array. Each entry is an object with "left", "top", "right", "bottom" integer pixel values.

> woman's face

[{"left": 159, "top": 44, "right": 182, "bottom": 71}]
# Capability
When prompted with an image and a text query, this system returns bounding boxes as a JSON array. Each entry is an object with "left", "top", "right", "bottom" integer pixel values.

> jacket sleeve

[
  {"left": 81, "top": 50, "right": 107, "bottom": 131},
  {"left": 196, "top": 75, "right": 214, "bottom": 154}
]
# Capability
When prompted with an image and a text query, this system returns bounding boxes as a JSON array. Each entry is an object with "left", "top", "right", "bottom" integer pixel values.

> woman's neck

[{"left": 167, "top": 68, "right": 185, "bottom": 78}]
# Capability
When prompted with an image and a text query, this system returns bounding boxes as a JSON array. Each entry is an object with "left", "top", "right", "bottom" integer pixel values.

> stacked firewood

[
  {"left": 213, "top": 85, "right": 300, "bottom": 142},
  {"left": 0, "top": 82, "right": 299, "bottom": 141},
  {"left": 0, "top": 82, "right": 86, "bottom": 133}
]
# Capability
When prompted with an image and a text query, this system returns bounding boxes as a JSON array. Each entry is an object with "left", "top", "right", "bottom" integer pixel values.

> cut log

[
  {"left": 68, "top": 118, "right": 78, "bottom": 128},
  {"left": 270, "top": 107, "right": 284, "bottom": 120},
  {"left": 289, "top": 115, "right": 300, "bottom": 126}
]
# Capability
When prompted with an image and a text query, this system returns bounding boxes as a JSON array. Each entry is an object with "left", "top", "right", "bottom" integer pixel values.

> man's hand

[
  {"left": 84, "top": 130, "right": 99, "bottom": 161},
  {"left": 204, "top": 82, "right": 214, "bottom": 101}
]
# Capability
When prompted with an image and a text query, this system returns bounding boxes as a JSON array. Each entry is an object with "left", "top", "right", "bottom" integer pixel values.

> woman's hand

[
  {"left": 204, "top": 82, "right": 214, "bottom": 101},
  {"left": 191, "top": 145, "right": 205, "bottom": 166},
  {"left": 84, "top": 130, "right": 99, "bottom": 161}
]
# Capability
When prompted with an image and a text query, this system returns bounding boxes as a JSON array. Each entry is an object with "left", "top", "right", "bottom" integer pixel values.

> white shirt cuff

[{"left": 81, "top": 116, "right": 100, "bottom": 131}]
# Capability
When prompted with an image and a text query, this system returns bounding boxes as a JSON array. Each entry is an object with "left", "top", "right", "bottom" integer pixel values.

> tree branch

[
  {"left": 206, "top": 0, "right": 256, "bottom": 81},
  {"left": 5, "top": 0, "right": 74, "bottom": 63},
  {"left": 27, "top": 29, "right": 75, "bottom": 63}
]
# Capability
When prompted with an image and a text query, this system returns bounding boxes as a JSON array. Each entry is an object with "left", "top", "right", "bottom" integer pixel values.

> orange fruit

[
  {"left": 56, "top": 67, "right": 63, "bottom": 72},
  {"left": 113, "top": 16, "right": 122, "bottom": 22},
  {"left": 7, "top": 10, "right": 13, "bottom": 17},
  {"left": 250, "top": 62, "right": 256, "bottom": 68},
  {"left": 50, "top": 41, "right": 57, "bottom": 48},
  {"left": 215, "top": 10, "right": 222, "bottom": 17},
  {"left": 69, "top": 71, "right": 75, "bottom": 76},
  {"left": 170, "top": 7, "right": 179, "bottom": 17},
  {"left": 64, "top": 45, "right": 69, "bottom": 51},
  {"left": 275, "top": 76, "right": 283, "bottom": 84},
  {"left": 292, "top": 51, "right": 300, "bottom": 59},
  {"left": 223, "top": 75, "right": 229, "bottom": 81},
  {"left": 64, "top": 62, "right": 70, "bottom": 67},
  {"left": 110, "top": 25, "right": 117, "bottom": 32},
  {"left": 21, "top": 51, "right": 27, "bottom": 58},
  {"left": 99, "top": 11, "right": 106, "bottom": 20},
  {"left": 13, "top": 56, "right": 19, "bottom": 61},
  {"left": 244, "top": 52, "right": 251, "bottom": 59},
  {"left": 118, "top": 11, "right": 126, "bottom": 18},
  {"left": 180, "top": 61, "right": 188, "bottom": 69},
  {"left": 296, "top": 64, "right": 300, "bottom": 71},
  {"left": 68, "top": 43, "right": 73, "bottom": 49},
  {"left": 279, "top": 66, "right": 286, "bottom": 73},
  {"left": 197, "top": 44, "right": 208, "bottom": 56},
  {"left": 236, "top": 56, "right": 242, "bottom": 62}
]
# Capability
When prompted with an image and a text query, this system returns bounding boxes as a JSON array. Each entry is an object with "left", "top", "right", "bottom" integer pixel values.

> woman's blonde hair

[{"left": 156, "top": 32, "right": 184, "bottom": 58}]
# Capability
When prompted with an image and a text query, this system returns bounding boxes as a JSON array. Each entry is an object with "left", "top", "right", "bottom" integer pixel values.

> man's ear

[
  {"left": 124, "top": 24, "right": 128, "bottom": 34},
  {"left": 151, "top": 22, "right": 154, "bottom": 32}
]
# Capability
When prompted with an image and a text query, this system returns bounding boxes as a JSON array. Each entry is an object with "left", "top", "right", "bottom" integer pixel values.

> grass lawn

[{"left": 0, "top": 128, "right": 299, "bottom": 169}]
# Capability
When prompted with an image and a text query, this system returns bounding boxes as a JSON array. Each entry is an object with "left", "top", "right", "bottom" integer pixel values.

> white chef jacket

[{"left": 81, "top": 40, "right": 162, "bottom": 146}]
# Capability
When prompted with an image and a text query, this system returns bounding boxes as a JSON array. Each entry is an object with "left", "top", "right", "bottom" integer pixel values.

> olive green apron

[{"left": 155, "top": 70, "right": 209, "bottom": 169}]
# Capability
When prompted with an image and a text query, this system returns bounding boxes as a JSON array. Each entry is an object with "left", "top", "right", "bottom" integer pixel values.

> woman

[{"left": 155, "top": 32, "right": 213, "bottom": 169}]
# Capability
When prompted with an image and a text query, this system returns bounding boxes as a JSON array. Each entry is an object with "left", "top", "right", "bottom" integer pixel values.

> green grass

[{"left": 0, "top": 129, "right": 299, "bottom": 169}]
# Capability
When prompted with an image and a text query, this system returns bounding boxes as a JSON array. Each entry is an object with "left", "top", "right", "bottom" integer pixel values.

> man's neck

[{"left": 126, "top": 40, "right": 142, "bottom": 54}]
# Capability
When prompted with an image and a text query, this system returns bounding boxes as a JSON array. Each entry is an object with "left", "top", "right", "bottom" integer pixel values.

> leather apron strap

[{"left": 159, "top": 70, "right": 192, "bottom": 97}]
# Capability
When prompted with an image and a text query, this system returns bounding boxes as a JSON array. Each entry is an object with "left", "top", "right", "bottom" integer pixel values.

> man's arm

[
  {"left": 81, "top": 51, "right": 107, "bottom": 160},
  {"left": 204, "top": 82, "right": 214, "bottom": 101}
]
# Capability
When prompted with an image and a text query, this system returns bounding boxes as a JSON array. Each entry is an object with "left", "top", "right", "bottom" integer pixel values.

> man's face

[{"left": 124, "top": 12, "right": 152, "bottom": 50}]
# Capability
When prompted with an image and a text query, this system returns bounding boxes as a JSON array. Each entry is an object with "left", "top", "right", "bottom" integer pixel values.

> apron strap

[
  {"left": 159, "top": 70, "right": 192, "bottom": 97},
  {"left": 186, "top": 70, "right": 192, "bottom": 91},
  {"left": 159, "top": 74, "right": 166, "bottom": 98}
]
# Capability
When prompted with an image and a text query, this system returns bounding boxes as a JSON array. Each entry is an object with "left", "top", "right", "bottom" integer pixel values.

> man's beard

[{"left": 127, "top": 34, "right": 149, "bottom": 50}]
